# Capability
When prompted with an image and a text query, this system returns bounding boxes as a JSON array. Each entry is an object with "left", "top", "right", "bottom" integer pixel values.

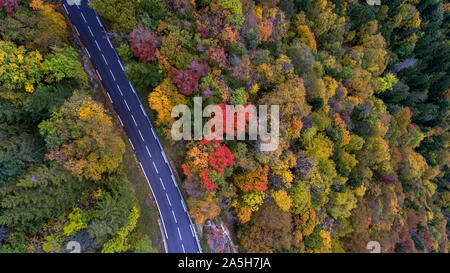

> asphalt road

[{"left": 61, "top": 0, "right": 201, "bottom": 253}]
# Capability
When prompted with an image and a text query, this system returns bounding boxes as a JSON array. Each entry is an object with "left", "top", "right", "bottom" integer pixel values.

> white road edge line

[
  {"left": 63, "top": 4, "right": 69, "bottom": 14},
  {"left": 181, "top": 199, "right": 187, "bottom": 212},
  {"left": 118, "top": 59, "right": 125, "bottom": 71},
  {"left": 171, "top": 174, "right": 178, "bottom": 188},
  {"left": 151, "top": 127, "right": 157, "bottom": 139},
  {"left": 95, "top": 69, "right": 102, "bottom": 81},
  {"left": 107, "top": 92, "right": 113, "bottom": 103},
  {"left": 74, "top": 25, "right": 80, "bottom": 36},
  {"left": 107, "top": 37, "right": 114, "bottom": 49},
  {"left": 117, "top": 115, "right": 124, "bottom": 127},
  {"left": 139, "top": 162, "right": 168, "bottom": 240},
  {"left": 129, "top": 82, "right": 136, "bottom": 93},
  {"left": 161, "top": 150, "right": 168, "bottom": 164},
  {"left": 128, "top": 138, "right": 135, "bottom": 150},
  {"left": 85, "top": 48, "right": 91, "bottom": 58},
  {"left": 140, "top": 105, "right": 147, "bottom": 116},
  {"left": 96, "top": 15, "right": 103, "bottom": 27},
  {"left": 189, "top": 225, "right": 194, "bottom": 237}
]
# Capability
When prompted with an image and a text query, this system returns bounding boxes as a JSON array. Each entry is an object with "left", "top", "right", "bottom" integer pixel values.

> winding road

[{"left": 60, "top": 0, "right": 201, "bottom": 253}]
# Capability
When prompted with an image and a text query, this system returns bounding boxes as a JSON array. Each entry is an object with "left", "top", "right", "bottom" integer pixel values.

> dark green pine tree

[{"left": 0, "top": 163, "right": 92, "bottom": 234}]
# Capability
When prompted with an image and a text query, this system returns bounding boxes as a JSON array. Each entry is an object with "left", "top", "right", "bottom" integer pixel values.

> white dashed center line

[
  {"left": 177, "top": 227, "right": 182, "bottom": 240},
  {"left": 124, "top": 100, "right": 130, "bottom": 111},
  {"left": 152, "top": 161, "right": 159, "bottom": 174},
  {"left": 101, "top": 54, "right": 108, "bottom": 65},
  {"left": 172, "top": 210, "right": 178, "bottom": 224},
  {"left": 159, "top": 177, "right": 165, "bottom": 190},
  {"left": 94, "top": 40, "right": 101, "bottom": 51},
  {"left": 80, "top": 12, "right": 87, "bottom": 23},
  {"left": 116, "top": 84, "right": 123, "bottom": 96},
  {"left": 138, "top": 130, "right": 144, "bottom": 141},
  {"left": 166, "top": 194, "right": 172, "bottom": 206},
  {"left": 145, "top": 146, "right": 152, "bottom": 158},
  {"left": 131, "top": 115, "right": 137, "bottom": 126},
  {"left": 109, "top": 69, "right": 116, "bottom": 81}
]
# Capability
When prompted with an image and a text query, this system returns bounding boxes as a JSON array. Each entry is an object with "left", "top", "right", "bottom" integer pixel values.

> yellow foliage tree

[
  {"left": 102, "top": 206, "right": 140, "bottom": 253},
  {"left": 188, "top": 192, "right": 221, "bottom": 226},
  {"left": 44, "top": 95, "right": 125, "bottom": 181},
  {"left": 0, "top": 40, "right": 43, "bottom": 94},
  {"left": 272, "top": 190, "right": 292, "bottom": 212},
  {"left": 148, "top": 77, "right": 188, "bottom": 125},
  {"left": 297, "top": 25, "right": 317, "bottom": 53}
]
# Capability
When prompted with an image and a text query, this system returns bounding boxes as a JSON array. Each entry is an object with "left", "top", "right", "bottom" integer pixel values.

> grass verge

[{"left": 94, "top": 86, "right": 165, "bottom": 253}]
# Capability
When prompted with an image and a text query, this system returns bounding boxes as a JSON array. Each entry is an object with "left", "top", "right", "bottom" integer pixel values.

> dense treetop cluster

[{"left": 90, "top": 0, "right": 449, "bottom": 253}]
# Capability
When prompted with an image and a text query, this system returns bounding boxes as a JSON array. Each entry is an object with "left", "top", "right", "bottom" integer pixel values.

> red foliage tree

[
  {"left": 200, "top": 169, "right": 216, "bottom": 191},
  {"left": 209, "top": 144, "right": 235, "bottom": 174},
  {"left": 171, "top": 68, "right": 201, "bottom": 96},
  {"left": 128, "top": 25, "right": 160, "bottom": 63},
  {"left": 0, "top": 0, "right": 21, "bottom": 15}
]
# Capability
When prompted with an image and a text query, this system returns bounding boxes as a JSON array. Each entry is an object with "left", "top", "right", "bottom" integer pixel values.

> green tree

[
  {"left": 42, "top": 47, "right": 88, "bottom": 86},
  {"left": 0, "top": 163, "right": 90, "bottom": 234}
]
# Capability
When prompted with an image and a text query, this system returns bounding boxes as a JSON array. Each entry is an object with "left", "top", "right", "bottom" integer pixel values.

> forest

[
  {"left": 0, "top": 0, "right": 449, "bottom": 253},
  {"left": 0, "top": 0, "right": 158, "bottom": 253}
]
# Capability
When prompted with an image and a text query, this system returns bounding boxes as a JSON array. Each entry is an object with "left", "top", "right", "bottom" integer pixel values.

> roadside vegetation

[{"left": 0, "top": 0, "right": 161, "bottom": 253}]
